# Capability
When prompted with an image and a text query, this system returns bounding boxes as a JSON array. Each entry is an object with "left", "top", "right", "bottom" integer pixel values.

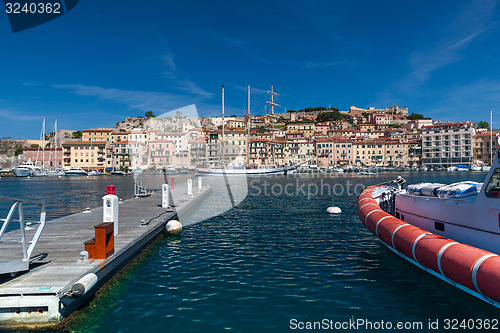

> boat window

[{"left": 485, "top": 168, "right": 500, "bottom": 198}]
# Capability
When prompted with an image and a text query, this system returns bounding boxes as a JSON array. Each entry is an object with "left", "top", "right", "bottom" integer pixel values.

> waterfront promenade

[{"left": 0, "top": 180, "right": 210, "bottom": 326}]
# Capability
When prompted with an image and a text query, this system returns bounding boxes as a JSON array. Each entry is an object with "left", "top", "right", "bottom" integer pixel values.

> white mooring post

[
  {"left": 162, "top": 184, "right": 170, "bottom": 208},
  {"left": 103, "top": 185, "right": 119, "bottom": 236},
  {"left": 198, "top": 176, "right": 202, "bottom": 192},
  {"left": 187, "top": 179, "right": 193, "bottom": 196}
]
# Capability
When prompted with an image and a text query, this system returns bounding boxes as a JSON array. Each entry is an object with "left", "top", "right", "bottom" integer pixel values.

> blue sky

[{"left": 1, "top": 0, "right": 499, "bottom": 138}]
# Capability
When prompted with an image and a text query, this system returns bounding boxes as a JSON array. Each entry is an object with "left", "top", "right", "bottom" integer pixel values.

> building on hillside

[
  {"left": 474, "top": 132, "right": 500, "bottom": 166},
  {"left": 206, "top": 130, "right": 220, "bottom": 164},
  {"left": 368, "top": 113, "right": 392, "bottom": 125},
  {"left": 221, "top": 127, "right": 247, "bottom": 165},
  {"left": 353, "top": 138, "right": 408, "bottom": 167},
  {"left": 173, "top": 151, "right": 190, "bottom": 167},
  {"left": 248, "top": 140, "right": 270, "bottom": 165},
  {"left": 421, "top": 122, "right": 476, "bottom": 167},
  {"left": 285, "top": 123, "right": 315, "bottom": 138},
  {"left": 158, "top": 132, "right": 186, "bottom": 152},
  {"left": 148, "top": 140, "right": 176, "bottom": 168},
  {"left": 349, "top": 106, "right": 409, "bottom": 116},
  {"left": 62, "top": 141, "right": 106, "bottom": 170},
  {"left": 82, "top": 128, "right": 114, "bottom": 142},
  {"left": 315, "top": 137, "right": 354, "bottom": 166},
  {"left": 188, "top": 137, "right": 208, "bottom": 166},
  {"left": 406, "top": 140, "right": 422, "bottom": 167}
]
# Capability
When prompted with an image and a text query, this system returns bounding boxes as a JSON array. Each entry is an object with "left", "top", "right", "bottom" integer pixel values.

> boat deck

[{"left": 0, "top": 181, "right": 211, "bottom": 326}]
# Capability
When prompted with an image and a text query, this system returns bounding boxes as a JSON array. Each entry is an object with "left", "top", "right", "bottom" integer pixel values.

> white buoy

[
  {"left": 327, "top": 198, "right": 342, "bottom": 214},
  {"left": 326, "top": 206, "right": 342, "bottom": 214},
  {"left": 166, "top": 220, "right": 182, "bottom": 234}
]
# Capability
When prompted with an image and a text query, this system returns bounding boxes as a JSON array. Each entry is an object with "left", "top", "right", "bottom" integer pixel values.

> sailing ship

[{"left": 196, "top": 85, "right": 303, "bottom": 176}]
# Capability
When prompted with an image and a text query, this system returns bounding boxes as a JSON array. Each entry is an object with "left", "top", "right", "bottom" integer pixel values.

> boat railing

[{"left": 0, "top": 195, "right": 46, "bottom": 276}]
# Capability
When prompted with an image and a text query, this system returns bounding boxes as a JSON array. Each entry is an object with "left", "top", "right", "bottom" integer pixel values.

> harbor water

[{"left": 0, "top": 172, "right": 498, "bottom": 332}]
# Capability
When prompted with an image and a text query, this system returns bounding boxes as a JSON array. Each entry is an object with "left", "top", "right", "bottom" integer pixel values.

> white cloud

[
  {"left": 52, "top": 84, "right": 203, "bottom": 114},
  {"left": 162, "top": 53, "right": 178, "bottom": 79},
  {"left": 176, "top": 79, "right": 214, "bottom": 98},
  {"left": 0, "top": 108, "right": 42, "bottom": 121}
]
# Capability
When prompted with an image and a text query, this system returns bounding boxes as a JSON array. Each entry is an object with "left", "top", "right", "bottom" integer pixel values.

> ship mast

[
  {"left": 266, "top": 86, "right": 280, "bottom": 165},
  {"left": 266, "top": 85, "right": 280, "bottom": 115},
  {"left": 247, "top": 85, "right": 251, "bottom": 166},
  {"left": 221, "top": 85, "right": 225, "bottom": 166}
]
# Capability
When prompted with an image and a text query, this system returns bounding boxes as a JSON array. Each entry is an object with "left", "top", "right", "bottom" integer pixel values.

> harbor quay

[{"left": 0, "top": 179, "right": 211, "bottom": 327}]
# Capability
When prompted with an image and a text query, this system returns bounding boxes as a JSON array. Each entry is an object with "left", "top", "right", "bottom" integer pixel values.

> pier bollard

[
  {"left": 198, "top": 177, "right": 202, "bottom": 192},
  {"left": 103, "top": 185, "right": 119, "bottom": 236},
  {"left": 162, "top": 184, "right": 170, "bottom": 208},
  {"left": 187, "top": 179, "right": 193, "bottom": 196},
  {"left": 171, "top": 177, "right": 175, "bottom": 190}
]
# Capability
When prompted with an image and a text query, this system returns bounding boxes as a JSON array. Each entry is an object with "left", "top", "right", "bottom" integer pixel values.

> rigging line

[{"left": 341, "top": 187, "right": 366, "bottom": 223}]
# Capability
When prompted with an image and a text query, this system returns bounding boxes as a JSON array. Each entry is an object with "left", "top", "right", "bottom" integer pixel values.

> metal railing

[{"left": 0, "top": 195, "right": 46, "bottom": 275}]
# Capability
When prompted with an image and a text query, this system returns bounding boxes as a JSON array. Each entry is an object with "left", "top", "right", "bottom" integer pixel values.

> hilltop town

[{"left": 6, "top": 105, "right": 498, "bottom": 172}]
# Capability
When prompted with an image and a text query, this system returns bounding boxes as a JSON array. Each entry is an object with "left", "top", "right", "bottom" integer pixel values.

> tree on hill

[
  {"left": 72, "top": 131, "right": 83, "bottom": 139},
  {"left": 14, "top": 144, "right": 23, "bottom": 156},
  {"left": 145, "top": 111, "right": 155, "bottom": 118},
  {"left": 478, "top": 121, "right": 490, "bottom": 129},
  {"left": 299, "top": 106, "right": 328, "bottom": 112},
  {"left": 407, "top": 112, "right": 431, "bottom": 120},
  {"left": 317, "top": 111, "right": 346, "bottom": 122}
]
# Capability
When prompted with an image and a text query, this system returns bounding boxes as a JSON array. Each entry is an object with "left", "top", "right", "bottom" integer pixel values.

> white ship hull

[{"left": 196, "top": 164, "right": 298, "bottom": 176}]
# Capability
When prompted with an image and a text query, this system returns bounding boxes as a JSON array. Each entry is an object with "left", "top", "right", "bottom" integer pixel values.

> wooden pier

[{"left": 0, "top": 181, "right": 211, "bottom": 326}]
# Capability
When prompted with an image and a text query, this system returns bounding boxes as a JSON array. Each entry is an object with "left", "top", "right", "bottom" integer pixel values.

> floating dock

[{"left": 0, "top": 181, "right": 211, "bottom": 326}]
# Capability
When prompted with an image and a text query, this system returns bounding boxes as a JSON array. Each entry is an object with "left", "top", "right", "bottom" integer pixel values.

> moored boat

[
  {"left": 64, "top": 167, "right": 88, "bottom": 176},
  {"left": 11, "top": 162, "right": 41, "bottom": 177},
  {"left": 196, "top": 163, "right": 299, "bottom": 176},
  {"left": 356, "top": 152, "right": 500, "bottom": 309}
]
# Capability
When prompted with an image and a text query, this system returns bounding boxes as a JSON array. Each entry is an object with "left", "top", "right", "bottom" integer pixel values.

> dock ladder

[{"left": 0, "top": 195, "right": 46, "bottom": 275}]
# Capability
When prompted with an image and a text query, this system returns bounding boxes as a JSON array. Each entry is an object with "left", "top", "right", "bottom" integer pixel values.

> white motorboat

[
  {"left": 163, "top": 166, "right": 178, "bottom": 175},
  {"left": 357, "top": 151, "right": 500, "bottom": 309},
  {"left": 470, "top": 164, "right": 482, "bottom": 172},
  {"left": 111, "top": 169, "right": 126, "bottom": 175},
  {"left": 87, "top": 170, "right": 100, "bottom": 176},
  {"left": 64, "top": 167, "right": 88, "bottom": 176},
  {"left": 11, "top": 162, "right": 41, "bottom": 177}
]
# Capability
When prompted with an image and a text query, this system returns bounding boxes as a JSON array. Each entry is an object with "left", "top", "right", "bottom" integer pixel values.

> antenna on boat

[{"left": 491, "top": 110, "right": 493, "bottom": 166}]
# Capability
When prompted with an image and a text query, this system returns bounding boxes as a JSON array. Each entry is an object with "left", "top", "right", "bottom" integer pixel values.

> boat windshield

[{"left": 484, "top": 168, "right": 500, "bottom": 198}]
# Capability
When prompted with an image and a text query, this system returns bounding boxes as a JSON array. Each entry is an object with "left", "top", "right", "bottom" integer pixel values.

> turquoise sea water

[{"left": 0, "top": 172, "right": 498, "bottom": 332}]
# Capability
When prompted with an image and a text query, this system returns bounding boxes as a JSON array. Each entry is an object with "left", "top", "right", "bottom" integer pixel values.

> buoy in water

[
  {"left": 326, "top": 206, "right": 342, "bottom": 214},
  {"left": 166, "top": 220, "right": 182, "bottom": 234}
]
